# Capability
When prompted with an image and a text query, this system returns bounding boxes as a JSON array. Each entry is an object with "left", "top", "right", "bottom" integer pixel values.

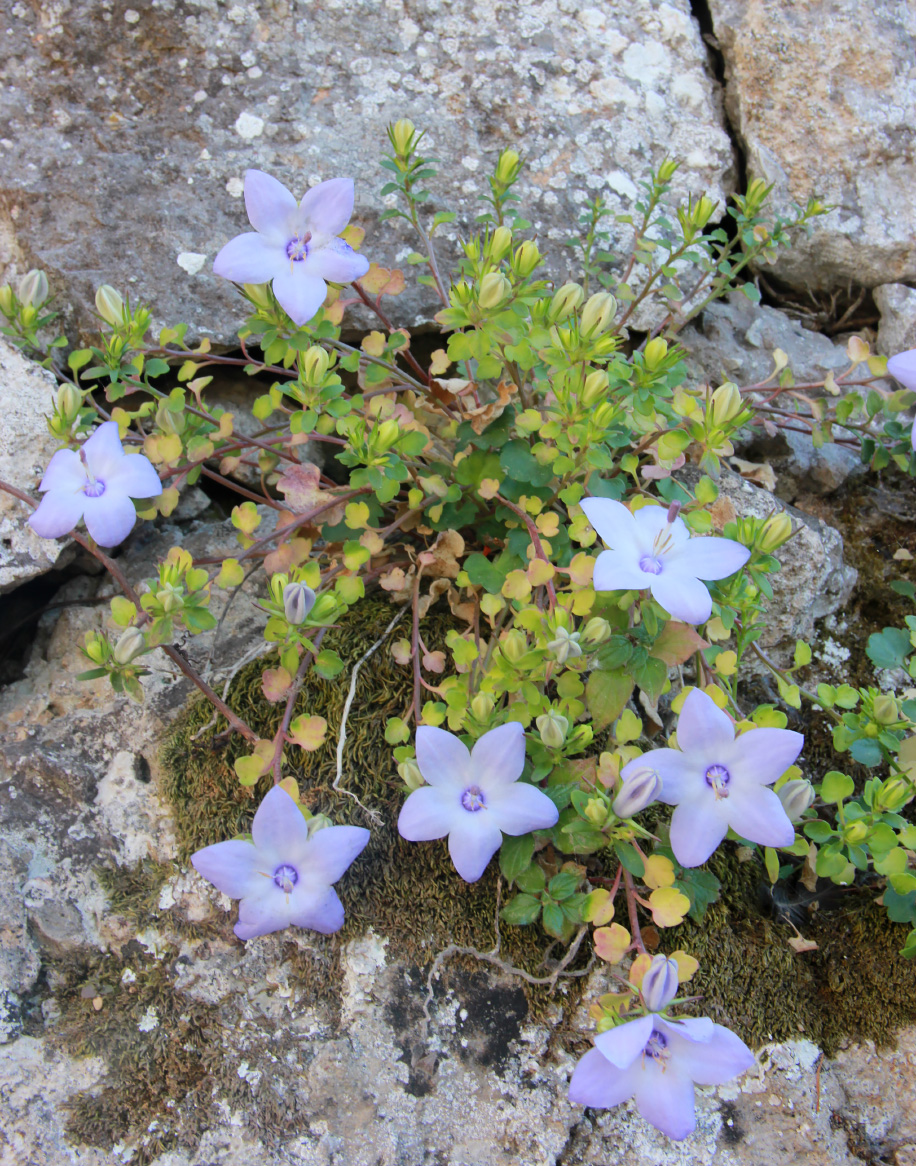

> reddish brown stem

[
  {"left": 271, "top": 628, "right": 326, "bottom": 784},
  {"left": 623, "top": 869, "right": 648, "bottom": 955},
  {"left": 495, "top": 493, "right": 557, "bottom": 611}
]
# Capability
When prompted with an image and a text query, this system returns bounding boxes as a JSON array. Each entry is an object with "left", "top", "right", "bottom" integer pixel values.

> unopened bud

[
  {"left": 113, "top": 626, "right": 146, "bottom": 665},
  {"left": 536, "top": 710, "right": 569, "bottom": 750},
  {"left": 583, "top": 797, "right": 609, "bottom": 827},
  {"left": 548, "top": 282, "right": 585, "bottom": 323},
  {"left": 243, "top": 282, "right": 273, "bottom": 310},
  {"left": 874, "top": 777, "right": 914, "bottom": 813},
  {"left": 501, "top": 629, "right": 528, "bottom": 664},
  {"left": 159, "top": 585, "right": 183, "bottom": 613},
  {"left": 657, "top": 158, "right": 679, "bottom": 184},
  {"left": 513, "top": 240, "right": 540, "bottom": 278},
  {"left": 0, "top": 285, "right": 14, "bottom": 319},
  {"left": 758, "top": 512, "right": 793, "bottom": 553},
  {"left": 643, "top": 338, "right": 669, "bottom": 372},
  {"left": 155, "top": 404, "right": 184, "bottom": 435},
  {"left": 692, "top": 195, "right": 716, "bottom": 232},
  {"left": 776, "top": 778, "right": 815, "bottom": 822},
  {"left": 309, "top": 592, "right": 339, "bottom": 623},
  {"left": 495, "top": 147, "right": 521, "bottom": 185},
  {"left": 95, "top": 284, "right": 124, "bottom": 327},
  {"left": 471, "top": 692, "right": 495, "bottom": 722},
  {"left": 580, "top": 370, "right": 608, "bottom": 408},
  {"left": 842, "top": 820, "right": 869, "bottom": 846},
  {"left": 709, "top": 382, "right": 744, "bottom": 427},
  {"left": 580, "top": 291, "right": 617, "bottom": 337},
  {"left": 283, "top": 580, "right": 317, "bottom": 625},
  {"left": 302, "top": 345, "right": 330, "bottom": 383},
  {"left": 489, "top": 226, "right": 513, "bottom": 261},
  {"left": 593, "top": 401, "right": 616, "bottom": 428},
  {"left": 398, "top": 758, "right": 425, "bottom": 792},
  {"left": 56, "top": 384, "right": 81, "bottom": 422},
  {"left": 547, "top": 627, "right": 582, "bottom": 665},
  {"left": 18, "top": 269, "right": 48, "bottom": 308},
  {"left": 478, "top": 271, "right": 512, "bottom": 310},
  {"left": 84, "top": 632, "right": 108, "bottom": 665},
  {"left": 612, "top": 766, "right": 661, "bottom": 818},
  {"left": 641, "top": 954, "right": 679, "bottom": 1012},
  {"left": 581, "top": 617, "right": 611, "bottom": 646},
  {"left": 375, "top": 419, "right": 400, "bottom": 452},
  {"left": 872, "top": 695, "right": 899, "bottom": 725},
  {"left": 390, "top": 118, "right": 416, "bottom": 156}
]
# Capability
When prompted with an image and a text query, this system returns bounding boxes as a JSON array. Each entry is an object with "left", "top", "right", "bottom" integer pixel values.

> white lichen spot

[
  {"left": 234, "top": 111, "right": 265, "bottom": 140},
  {"left": 121, "top": 968, "right": 137, "bottom": 985},
  {"left": 177, "top": 252, "right": 207, "bottom": 275},
  {"left": 193, "top": 90, "right": 208, "bottom": 103},
  {"left": 606, "top": 169, "right": 638, "bottom": 200},
  {"left": 138, "top": 1006, "right": 159, "bottom": 1032},
  {"left": 819, "top": 637, "right": 851, "bottom": 668},
  {"left": 226, "top": 4, "right": 247, "bottom": 22},
  {"left": 124, "top": 8, "right": 140, "bottom": 21},
  {"left": 461, "top": 156, "right": 479, "bottom": 171},
  {"left": 226, "top": 176, "right": 245, "bottom": 198}
]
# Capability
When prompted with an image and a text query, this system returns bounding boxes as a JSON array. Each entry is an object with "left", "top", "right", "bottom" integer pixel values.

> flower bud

[
  {"left": 398, "top": 758, "right": 425, "bottom": 792},
  {"left": 489, "top": 226, "right": 513, "bottom": 261},
  {"left": 593, "top": 401, "right": 616, "bottom": 428},
  {"left": 243, "top": 282, "right": 274, "bottom": 310},
  {"left": 548, "top": 282, "right": 584, "bottom": 323},
  {"left": 513, "top": 240, "right": 540, "bottom": 277},
  {"left": 547, "top": 627, "right": 582, "bottom": 665},
  {"left": 580, "top": 292, "right": 617, "bottom": 337},
  {"left": 495, "top": 147, "right": 521, "bottom": 185},
  {"left": 657, "top": 158, "right": 679, "bottom": 183},
  {"left": 374, "top": 419, "right": 400, "bottom": 452},
  {"left": 471, "top": 692, "right": 495, "bottom": 722},
  {"left": 776, "top": 778, "right": 815, "bottom": 822},
  {"left": 643, "top": 338, "right": 668, "bottom": 372},
  {"left": 581, "top": 617, "right": 611, "bottom": 646},
  {"left": 583, "top": 797, "right": 609, "bottom": 827},
  {"left": 757, "top": 512, "right": 793, "bottom": 554},
  {"left": 478, "top": 271, "right": 512, "bottom": 311},
  {"left": 580, "top": 370, "right": 608, "bottom": 408},
  {"left": 501, "top": 629, "right": 528, "bottom": 664},
  {"left": 872, "top": 695, "right": 899, "bottom": 725},
  {"left": 155, "top": 403, "right": 185, "bottom": 435},
  {"left": 536, "top": 710, "right": 569, "bottom": 750},
  {"left": 283, "top": 580, "right": 317, "bottom": 625},
  {"left": 159, "top": 584, "right": 183, "bottom": 613},
  {"left": 874, "top": 777, "right": 915, "bottom": 813},
  {"left": 612, "top": 766, "right": 661, "bottom": 818},
  {"left": 56, "top": 384, "right": 82, "bottom": 422},
  {"left": 692, "top": 195, "right": 717, "bottom": 232},
  {"left": 18, "top": 269, "right": 48, "bottom": 308},
  {"left": 0, "top": 285, "right": 14, "bottom": 319},
  {"left": 84, "top": 632, "right": 108, "bottom": 665},
  {"left": 641, "top": 954, "right": 679, "bottom": 1012},
  {"left": 390, "top": 118, "right": 416, "bottom": 156},
  {"left": 842, "top": 820, "right": 869, "bottom": 846},
  {"left": 303, "top": 345, "right": 330, "bottom": 384},
  {"left": 309, "top": 592, "right": 339, "bottom": 624},
  {"left": 95, "top": 284, "right": 124, "bottom": 327},
  {"left": 113, "top": 626, "right": 146, "bottom": 665},
  {"left": 709, "top": 382, "right": 744, "bottom": 427}
]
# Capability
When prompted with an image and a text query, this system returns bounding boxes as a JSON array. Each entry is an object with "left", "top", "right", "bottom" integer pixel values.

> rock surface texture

[
  {"left": 0, "top": 0, "right": 734, "bottom": 341},
  {"left": 709, "top": 0, "right": 916, "bottom": 290}
]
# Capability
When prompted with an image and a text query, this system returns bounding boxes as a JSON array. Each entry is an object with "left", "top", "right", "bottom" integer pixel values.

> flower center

[
  {"left": 273, "top": 863, "right": 299, "bottom": 893},
  {"left": 286, "top": 232, "right": 312, "bottom": 263},
  {"left": 461, "top": 786, "right": 486, "bottom": 812},
  {"left": 644, "top": 1031, "right": 670, "bottom": 1062},
  {"left": 639, "top": 554, "right": 663, "bottom": 575},
  {"left": 78, "top": 447, "right": 105, "bottom": 497},
  {"left": 705, "top": 764, "right": 731, "bottom": 799}
]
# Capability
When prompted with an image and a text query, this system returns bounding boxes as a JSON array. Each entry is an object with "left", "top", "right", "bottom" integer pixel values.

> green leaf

[
  {"left": 515, "top": 863, "right": 547, "bottom": 894},
  {"left": 900, "top": 928, "right": 916, "bottom": 959},
  {"left": 586, "top": 670, "right": 635, "bottom": 731},
  {"left": 674, "top": 867, "right": 721, "bottom": 922},
  {"left": 499, "top": 833, "right": 535, "bottom": 883},
  {"left": 499, "top": 440, "right": 553, "bottom": 487},
  {"left": 614, "top": 841, "right": 645, "bottom": 877},
  {"left": 819, "top": 771, "right": 854, "bottom": 803},
  {"left": 867, "top": 627, "right": 911, "bottom": 670},
  {"left": 463, "top": 552, "right": 507, "bottom": 594},
  {"left": 314, "top": 649, "right": 345, "bottom": 679},
  {"left": 883, "top": 887, "right": 916, "bottom": 926},
  {"left": 499, "top": 894, "right": 542, "bottom": 926},
  {"left": 548, "top": 871, "right": 581, "bottom": 901},
  {"left": 630, "top": 654, "right": 667, "bottom": 700},
  {"left": 803, "top": 820, "right": 835, "bottom": 843},
  {"left": 76, "top": 667, "right": 109, "bottom": 681},
  {"left": 764, "top": 846, "right": 780, "bottom": 884},
  {"left": 850, "top": 738, "right": 884, "bottom": 768},
  {"left": 541, "top": 900, "right": 572, "bottom": 940}
]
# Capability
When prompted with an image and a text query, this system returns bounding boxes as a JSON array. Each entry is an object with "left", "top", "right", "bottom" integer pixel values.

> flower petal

[
  {"left": 665, "top": 535, "right": 750, "bottom": 582},
  {"left": 416, "top": 725, "right": 471, "bottom": 789},
  {"left": 594, "top": 1014, "right": 654, "bottom": 1069},
  {"left": 288, "top": 886, "right": 346, "bottom": 935},
  {"left": 38, "top": 447, "right": 85, "bottom": 494},
  {"left": 213, "top": 232, "right": 285, "bottom": 284},
  {"left": 250, "top": 786, "right": 313, "bottom": 867},
  {"left": 729, "top": 726, "right": 804, "bottom": 786},
  {"left": 569, "top": 1047, "right": 636, "bottom": 1109},
  {"left": 636, "top": 505, "right": 690, "bottom": 552},
  {"left": 398, "top": 785, "right": 460, "bottom": 841},
  {"left": 82, "top": 491, "right": 138, "bottom": 547},
  {"left": 580, "top": 497, "right": 640, "bottom": 554},
  {"left": 105, "top": 453, "right": 162, "bottom": 500},
  {"left": 669, "top": 798, "right": 729, "bottom": 867},
  {"left": 725, "top": 782, "right": 795, "bottom": 849},
  {"left": 271, "top": 267, "right": 328, "bottom": 328},
  {"left": 624, "top": 749, "right": 701, "bottom": 804},
  {"left": 649, "top": 570, "right": 713, "bottom": 625},
  {"left": 887, "top": 350, "right": 916, "bottom": 394},
  {"left": 660, "top": 1018, "right": 755, "bottom": 1086},
  {"left": 633, "top": 1067, "right": 697, "bottom": 1140},
  {"left": 305, "top": 238, "right": 370, "bottom": 284},
  {"left": 234, "top": 886, "right": 293, "bottom": 940},
  {"left": 676, "top": 688, "right": 736, "bottom": 756},
  {"left": 471, "top": 721, "right": 526, "bottom": 787},
  {"left": 301, "top": 825, "right": 370, "bottom": 884},
  {"left": 82, "top": 421, "right": 127, "bottom": 480},
  {"left": 486, "top": 782, "right": 559, "bottom": 834},
  {"left": 592, "top": 551, "right": 650, "bottom": 593},
  {"left": 244, "top": 169, "right": 299, "bottom": 243},
  {"left": 191, "top": 839, "right": 266, "bottom": 899},
  {"left": 447, "top": 818, "right": 503, "bottom": 882},
  {"left": 28, "top": 490, "right": 86, "bottom": 540},
  {"left": 298, "top": 177, "right": 356, "bottom": 239}
]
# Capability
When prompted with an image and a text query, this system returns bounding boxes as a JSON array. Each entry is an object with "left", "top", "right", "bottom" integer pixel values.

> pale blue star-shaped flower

[
  {"left": 213, "top": 170, "right": 370, "bottom": 327},
  {"left": 28, "top": 420, "right": 161, "bottom": 547},
  {"left": 397, "top": 723, "right": 559, "bottom": 883},
  {"left": 886, "top": 349, "right": 916, "bottom": 450},
  {"left": 192, "top": 785, "right": 370, "bottom": 940},
  {"left": 580, "top": 498, "right": 750, "bottom": 625},
  {"left": 622, "top": 687, "right": 803, "bottom": 866},
  {"left": 569, "top": 1011, "right": 754, "bottom": 1140}
]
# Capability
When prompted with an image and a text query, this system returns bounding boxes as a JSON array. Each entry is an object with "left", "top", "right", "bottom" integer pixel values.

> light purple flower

[
  {"left": 886, "top": 349, "right": 916, "bottom": 450},
  {"left": 580, "top": 498, "right": 750, "bottom": 625},
  {"left": 398, "top": 723, "right": 559, "bottom": 883},
  {"left": 641, "top": 954, "right": 679, "bottom": 1012},
  {"left": 622, "top": 688, "right": 803, "bottom": 867},
  {"left": 213, "top": 170, "right": 370, "bottom": 327},
  {"left": 28, "top": 420, "right": 161, "bottom": 547},
  {"left": 569, "top": 1012, "right": 754, "bottom": 1140},
  {"left": 192, "top": 785, "right": 369, "bottom": 940}
]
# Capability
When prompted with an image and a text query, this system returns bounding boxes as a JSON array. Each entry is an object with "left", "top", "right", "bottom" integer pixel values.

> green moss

[{"left": 96, "top": 859, "right": 172, "bottom": 920}]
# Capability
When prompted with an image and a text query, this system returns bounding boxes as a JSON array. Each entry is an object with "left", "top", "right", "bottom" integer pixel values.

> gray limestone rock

[{"left": 875, "top": 283, "right": 916, "bottom": 358}]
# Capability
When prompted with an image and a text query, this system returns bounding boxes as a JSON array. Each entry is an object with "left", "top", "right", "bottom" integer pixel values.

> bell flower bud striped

[
  {"left": 776, "top": 778, "right": 815, "bottom": 822},
  {"left": 641, "top": 954, "right": 680, "bottom": 1012},
  {"left": 283, "top": 581, "right": 317, "bottom": 625},
  {"left": 612, "top": 766, "right": 661, "bottom": 818}
]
